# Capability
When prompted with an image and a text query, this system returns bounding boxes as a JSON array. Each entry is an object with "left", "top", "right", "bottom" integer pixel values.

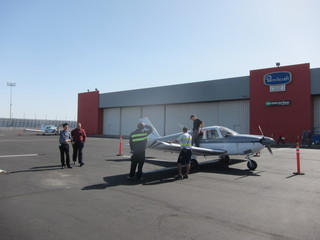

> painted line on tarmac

[{"left": 0, "top": 154, "right": 39, "bottom": 158}]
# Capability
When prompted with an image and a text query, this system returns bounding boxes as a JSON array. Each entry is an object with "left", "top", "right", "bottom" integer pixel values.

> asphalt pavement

[{"left": 0, "top": 130, "right": 319, "bottom": 240}]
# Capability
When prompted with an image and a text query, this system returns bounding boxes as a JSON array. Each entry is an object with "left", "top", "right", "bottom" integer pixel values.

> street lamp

[{"left": 7, "top": 82, "right": 16, "bottom": 119}]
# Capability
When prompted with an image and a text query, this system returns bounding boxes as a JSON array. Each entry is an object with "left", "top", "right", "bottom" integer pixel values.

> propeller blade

[
  {"left": 266, "top": 145, "right": 273, "bottom": 155},
  {"left": 258, "top": 125, "right": 264, "bottom": 136}
]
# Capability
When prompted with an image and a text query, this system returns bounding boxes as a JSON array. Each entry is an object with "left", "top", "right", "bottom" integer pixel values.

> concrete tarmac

[{"left": 0, "top": 131, "right": 319, "bottom": 240}]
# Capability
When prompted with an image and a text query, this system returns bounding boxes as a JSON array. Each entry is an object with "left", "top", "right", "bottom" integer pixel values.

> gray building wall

[
  {"left": 100, "top": 67, "right": 320, "bottom": 136},
  {"left": 100, "top": 76, "right": 250, "bottom": 108},
  {"left": 311, "top": 68, "right": 320, "bottom": 95}
]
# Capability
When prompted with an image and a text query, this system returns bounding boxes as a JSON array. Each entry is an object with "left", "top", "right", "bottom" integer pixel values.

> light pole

[{"left": 7, "top": 82, "right": 16, "bottom": 119}]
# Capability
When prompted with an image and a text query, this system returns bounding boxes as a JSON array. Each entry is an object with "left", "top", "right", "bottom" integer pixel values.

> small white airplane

[
  {"left": 140, "top": 117, "right": 275, "bottom": 171},
  {"left": 25, "top": 125, "right": 59, "bottom": 135}
]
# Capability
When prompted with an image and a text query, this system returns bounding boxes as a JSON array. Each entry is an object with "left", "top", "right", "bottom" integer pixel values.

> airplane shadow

[
  {"left": 9, "top": 165, "right": 62, "bottom": 174},
  {"left": 82, "top": 158, "right": 262, "bottom": 190},
  {"left": 106, "top": 157, "right": 177, "bottom": 168}
]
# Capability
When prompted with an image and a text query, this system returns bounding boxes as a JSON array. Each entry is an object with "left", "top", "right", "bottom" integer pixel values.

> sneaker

[
  {"left": 183, "top": 175, "right": 189, "bottom": 179},
  {"left": 175, "top": 175, "right": 183, "bottom": 180},
  {"left": 67, "top": 165, "right": 72, "bottom": 169},
  {"left": 61, "top": 165, "right": 65, "bottom": 169},
  {"left": 127, "top": 176, "right": 135, "bottom": 180},
  {"left": 79, "top": 163, "right": 84, "bottom": 167}
]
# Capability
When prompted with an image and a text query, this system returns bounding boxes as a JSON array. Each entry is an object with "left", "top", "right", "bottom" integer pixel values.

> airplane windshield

[{"left": 219, "top": 127, "right": 238, "bottom": 137}]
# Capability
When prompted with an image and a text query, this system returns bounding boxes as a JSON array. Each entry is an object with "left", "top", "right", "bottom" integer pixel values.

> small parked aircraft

[
  {"left": 140, "top": 117, "right": 275, "bottom": 170},
  {"left": 25, "top": 125, "right": 59, "bottom": 135}
]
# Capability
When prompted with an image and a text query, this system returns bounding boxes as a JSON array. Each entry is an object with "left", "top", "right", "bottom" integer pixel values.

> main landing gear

[
  {"left": 191, "top": 155, "right": 258, "bottom": 171},
  {"left": 190, "top": 159, "right": 199, "bottom": 169},
  {"left": 246, "top": 155, "right": 258, "bottom": 171}
]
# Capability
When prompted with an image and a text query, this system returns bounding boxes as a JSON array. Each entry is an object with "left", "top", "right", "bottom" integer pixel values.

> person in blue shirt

[{"left": 59, "top": 123, "right": 72, "bottom": 169}]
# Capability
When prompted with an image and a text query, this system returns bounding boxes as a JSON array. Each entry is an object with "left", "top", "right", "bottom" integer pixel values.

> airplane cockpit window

[
  {"left": 206, "top": 130, "right": 218, "bottom": 140},
  {"left": 219, "top": 127, "right": 238, "bottom": 137}
]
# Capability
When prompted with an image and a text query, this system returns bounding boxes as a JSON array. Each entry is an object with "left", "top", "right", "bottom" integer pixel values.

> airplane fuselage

[{"left": 200, "top": 135, "right": 267, "bottom": 155}]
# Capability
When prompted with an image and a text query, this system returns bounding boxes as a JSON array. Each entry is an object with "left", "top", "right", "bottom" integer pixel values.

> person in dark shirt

[
  {"left": 71, "top": 123, "right": 87, "bottom": 167},
  {"left": 190, "top": 115, "right": 203, "bottom": 147},
  {"left": 128, "top": 123, "right": 153, "bottom": 180}
]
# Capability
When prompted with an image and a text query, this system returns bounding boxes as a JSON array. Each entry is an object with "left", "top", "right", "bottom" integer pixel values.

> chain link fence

[{"left": 0, "top": 118, "right": 77, "bottom": 130}]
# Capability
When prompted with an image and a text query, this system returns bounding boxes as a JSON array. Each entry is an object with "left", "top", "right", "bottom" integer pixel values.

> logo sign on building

[
  {"left": 265, "top": 100, "right": 291, "bottom": 106},
  {"left": 263, "top": 71, "right": 292, "bottom": 92}
]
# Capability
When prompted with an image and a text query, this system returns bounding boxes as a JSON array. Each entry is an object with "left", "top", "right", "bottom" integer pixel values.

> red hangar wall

[
  {"left": 78, "top": 91, "right": 103, "bottom": 135},
  {"left": 250, "top": 63, "right": 312, "bottom": 143}
]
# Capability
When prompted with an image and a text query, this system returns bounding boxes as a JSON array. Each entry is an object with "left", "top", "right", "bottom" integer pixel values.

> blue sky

[{"left": 0, "top": 0, "right": 319, "bottom": 121}]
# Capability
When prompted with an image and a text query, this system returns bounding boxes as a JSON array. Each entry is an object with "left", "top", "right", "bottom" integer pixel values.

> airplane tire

[
  {"left": 247, "top": 160, "right": 257, "bottom": 171},
  {"left": 190, "top": 159, "right": 199, "bottom": 169}
]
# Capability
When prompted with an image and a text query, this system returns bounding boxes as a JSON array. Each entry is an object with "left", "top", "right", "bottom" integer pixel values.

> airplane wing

[
  {"left": 148, "top": 141, "right": 226, "bottom": 156},
  {"left": 24, "top": 128, "right": 44, "bottom": 133}
]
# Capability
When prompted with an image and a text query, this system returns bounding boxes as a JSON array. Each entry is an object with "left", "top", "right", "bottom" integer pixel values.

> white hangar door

[
  {"left": 314, "top": 96, "right": 320, "bottom": 128},
  {"left": 165, "top": 100, "right": 249, "bottom": 135},
  {"left": 103, "top": 108, "right": 120, "bottom": 136},
  {"left": 121, "top": 107, "right": 142, "bottom": 136},
  {"left": 189, "top": 102, "right": 220, "bottom": 127},
  {"left": 218, "top": 100, "right": 249, "bottom": 134},
  {"left": 165, "top": 104, "right": 191, "bottom": 135},
  {"left": 142, "top": 106, "right": 165, "bottom": 136}
]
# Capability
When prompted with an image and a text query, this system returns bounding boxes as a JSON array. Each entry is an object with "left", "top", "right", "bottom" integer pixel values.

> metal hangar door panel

[
  {"left": 218, "top": 100, "right": 249, "bottom": 134},
  {"left": 142, "top": 105, "right": 165, "bottom": 136},
  {"left": 314, "top": 96, "right": 320, "bottom": 128},
  {"left": 121, "top": 107, "right": 141, "bottom": 136},
  {"left": 103, "top": 108, "right": 120, "bottom": 136},
  {"left": 165, "top": 104, "right": 190, "bottom": 135}
]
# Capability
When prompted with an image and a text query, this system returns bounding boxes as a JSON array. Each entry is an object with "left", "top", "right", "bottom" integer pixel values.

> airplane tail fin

[{"left": 140, "top": 117, "right": 161, "bottom": 140}]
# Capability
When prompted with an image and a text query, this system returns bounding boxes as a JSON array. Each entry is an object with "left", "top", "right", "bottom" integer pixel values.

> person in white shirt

[{"left": 176, "top": 127, "right": 192, "bottom": 179}]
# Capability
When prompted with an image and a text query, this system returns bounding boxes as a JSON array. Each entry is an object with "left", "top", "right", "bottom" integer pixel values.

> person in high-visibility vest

[
  {"left": 175, "top": 127, "right": 192, "bottom": 179},
  {"left": 128, "top": 123, "right": 153, "bottom": 180}
]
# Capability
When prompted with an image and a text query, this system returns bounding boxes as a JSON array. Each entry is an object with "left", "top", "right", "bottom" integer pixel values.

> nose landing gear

[{"left": 246, "top": 155, "right": 257, "bottom": 170}]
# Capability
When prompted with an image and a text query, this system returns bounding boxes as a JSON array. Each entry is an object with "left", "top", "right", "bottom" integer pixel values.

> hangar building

[{"left": 78, "top": 63, "right": 320, "bottom": 143}]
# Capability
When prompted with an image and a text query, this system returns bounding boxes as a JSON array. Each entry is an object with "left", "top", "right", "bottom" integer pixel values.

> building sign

[
  {"left": 265, "top": 100, "right": 291, "bottom": 106},
  {"left": 263, "top": 71, "right": 292, "bottom": 92}
]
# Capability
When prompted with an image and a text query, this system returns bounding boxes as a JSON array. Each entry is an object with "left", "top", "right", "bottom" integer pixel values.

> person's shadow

[
  {"left": 81, "top": 168, "right": 178, "bottom": 190},
  {"left": 82, "top": 158, "right": 261, "bottom": 190},
  {"left": 8, "top": 165, "right": 62, "bottom": 174}
]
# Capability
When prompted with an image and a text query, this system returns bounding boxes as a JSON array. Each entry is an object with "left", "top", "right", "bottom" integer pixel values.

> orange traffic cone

[{"left": 116, "top": 136, "right": 124, "bottom": 156}]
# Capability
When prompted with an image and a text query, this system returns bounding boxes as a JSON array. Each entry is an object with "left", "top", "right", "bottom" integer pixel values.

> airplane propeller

[
  {"left": 258, "top": 125, "right": 273, "bottom": 155},
  {"left": 266, "top": 145, "right": 273, "bottom": 155}
]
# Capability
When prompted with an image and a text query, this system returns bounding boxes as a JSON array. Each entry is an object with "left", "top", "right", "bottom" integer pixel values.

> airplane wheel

[
  {"left": 247, "top": 160, "right": 257, "bottom": 171},
  {"left": 190, "top": 159, "right": 199, "bottom": 169}
]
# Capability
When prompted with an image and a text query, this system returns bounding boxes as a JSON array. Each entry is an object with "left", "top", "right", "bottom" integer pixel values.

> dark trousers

[
  {"left": 192, "top": 130, "right": 200, "bottom": 147},
  {"left": 73, "top": 142, "right": 84, "bottom": 164},
  {"left": 277, "top": 137, "right": 285, "bottom": 144},
  {"left": 59, "top": 144, "right": 70, "bottom": 166},
  {"left": 129, "top": 152, "right": 145, "bottom": 179}
]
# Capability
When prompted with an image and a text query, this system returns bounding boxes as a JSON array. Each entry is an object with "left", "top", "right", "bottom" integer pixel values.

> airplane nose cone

[{"left": 260, "top": 137, "right": 275, "bottom": 145}]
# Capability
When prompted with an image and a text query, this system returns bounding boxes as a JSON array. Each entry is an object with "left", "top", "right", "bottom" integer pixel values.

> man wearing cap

[
  {"left": 190, "top": 115, "right": 203, "bottom": 147},
  {"left": 128, "top": 123, "right": 153, "bottom": 180},
  {"left": 59, "top": 123, "right": 72, "bottom": 169}
]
